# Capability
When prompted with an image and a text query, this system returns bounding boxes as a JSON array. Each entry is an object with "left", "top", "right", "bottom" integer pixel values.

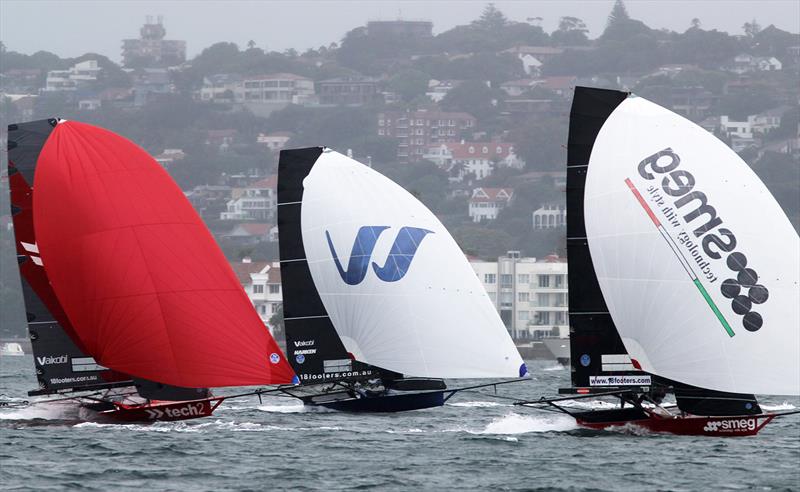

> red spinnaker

[{"left": 32, "top": 121, "right": 295, "bottom": 388}]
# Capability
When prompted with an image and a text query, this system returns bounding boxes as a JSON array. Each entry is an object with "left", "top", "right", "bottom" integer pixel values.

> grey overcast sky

[{"left": 1, "top": 1, "right": 798, "bottom": 62}]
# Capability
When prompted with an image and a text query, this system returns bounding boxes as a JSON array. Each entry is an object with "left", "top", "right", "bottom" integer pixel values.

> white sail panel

[
  {"left": 300, "top": 150, "right": 525, "bottom": 378},
  {"left": 584, "top": 96, "right": 800, "bottom": 395}
]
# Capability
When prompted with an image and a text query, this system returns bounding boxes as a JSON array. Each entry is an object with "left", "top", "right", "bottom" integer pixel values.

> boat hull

[
  {"left": 308, "top": 391, "right": 447, "bottom": 413},
  {"left": 91, "top": 397, "right": 225, "bottom": 422},
  {"left": 577, "top": 413, "right": 776, "bottom": 436}
]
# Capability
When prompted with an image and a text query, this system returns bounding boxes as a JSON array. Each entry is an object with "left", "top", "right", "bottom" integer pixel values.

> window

[
  {"left": 538, "top": 275, "right": 550, "bottom": 288},
  {"left": 500, "top": 274, "right": 513, "bottom": 287},
  {"left": 518, "top": 311, "right": 529, "bottom": 321},
  {"left": 269, "top": 284, "right": 280, "bottom": 294},
  {"left": 260, "top": 305, "right": 267, "bottom": 314},
  {"left": 253, "top": 284, "right": 264, "bottom": 294},
  {"left": 484, "top": 273, "right": 496, "bottom": 284},
  {"left": 518, "top": 292, "right": 530, "bottom": 302},
  {"left": 537, "top": 293, "right": 549, "bottom": 307},
  {"left": 518, "top": 274, "right": 529, "bottom": 284},
  {"left": 535, "top": 311, "right": 551, "bottom": 325},
  {"left": 555, "top": 275, "right": 564, "bottom": 288},
  {"left": 378, "top": 129, "right": 385, "bottom": 135},
  {"left": 272, "top": 303, "right": 280, "bottom": 313},
  {"left": 378, "top": 119, "right": 385, "bottom": 126}
]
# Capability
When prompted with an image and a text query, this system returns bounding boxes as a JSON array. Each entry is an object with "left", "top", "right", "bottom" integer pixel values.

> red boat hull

[
  {"left": 578, "top": 414, "right": 777, "bottom": 436},
  {"left": 94, "top": 397, "right": 225, "bottom": 422}
]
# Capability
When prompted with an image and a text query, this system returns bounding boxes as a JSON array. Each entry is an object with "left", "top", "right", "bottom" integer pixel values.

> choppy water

[{"left": 1, "top": 356, "right": 798, "bottom": 491}]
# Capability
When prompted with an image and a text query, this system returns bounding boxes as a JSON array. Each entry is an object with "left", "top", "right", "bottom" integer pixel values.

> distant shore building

[
  {"left": 532, "top": 204, "right": 566, "bottom": 229},
  {"left": 471, "top": 252, "right": 568, "bottom": 340},
  {"left": 220, "top": 175, "right": 278, "bottom": 221},
  {"left": 317, "top": 76, "right": 380, "bottom": 106},
  {"left": 122, "top": 16, "right": 186, "bottom": 67},
  {"left": 423, "top": 141, "right": 524, "bottom": 182},
  {"left": 44, "top": 60, "right": 101, "bottom": 92},
  {"left": 378, "top": 109, "right": 477, "bottom": 163},
  {"left": 468, "top": 187, "right": 514, "bottom": 222}
]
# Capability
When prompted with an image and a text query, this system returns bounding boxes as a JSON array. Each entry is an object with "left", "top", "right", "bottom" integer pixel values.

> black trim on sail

[
  {"left": 566, "top": 87, "right": 632, "bottom": 389},
  {"left": 564, "top": 88, "right": 760, "bottom": 417},
  {"left": 277, "top": 147, "right": 384, "bottom": 384}
]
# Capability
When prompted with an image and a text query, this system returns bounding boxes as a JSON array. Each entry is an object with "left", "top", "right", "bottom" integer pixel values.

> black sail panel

[
  {"left": 566, "top": 88, "right": 631, "bottom": 389},
  {"left": 277, "top": 147, "right": 378, "bottom": 383}
]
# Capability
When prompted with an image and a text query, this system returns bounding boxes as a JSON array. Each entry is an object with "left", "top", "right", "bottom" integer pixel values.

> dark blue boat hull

[{"left": 316, "top": 391, "right": 447, "bottom": 413}]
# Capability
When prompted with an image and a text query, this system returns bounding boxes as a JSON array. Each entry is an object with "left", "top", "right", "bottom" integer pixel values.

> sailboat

[
  {"left": 276, "top": 147, "right": 527, "bottom": 412},
  {"left": 516, "top": 87, "right": 799, "bottom": 436},
  {"left": 6, "top": 118, "right": 296, "bottom": 422}
]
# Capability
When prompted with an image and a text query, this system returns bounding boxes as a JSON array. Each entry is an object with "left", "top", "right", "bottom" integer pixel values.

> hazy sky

[{"left": 1, "top": 1, "right": 798, "bottom": 62}]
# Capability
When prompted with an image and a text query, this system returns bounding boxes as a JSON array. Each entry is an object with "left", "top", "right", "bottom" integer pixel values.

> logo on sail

[
  {"left": 326, "top": 226, "right": 434, "bottom": 285},
  {"left": 634, "top": 147, "right": 770, "bottom": 334}
]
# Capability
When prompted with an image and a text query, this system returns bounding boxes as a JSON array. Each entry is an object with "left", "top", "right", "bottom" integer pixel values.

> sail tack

[
  {"left": 584, "top": 95, "right": 800, "bottom": 395},
  {"left": 296, "top": 149, "right": 525, "bottom": 379},
  {"left": 30, "top": 121, "right": 295, "bottom": 388}
]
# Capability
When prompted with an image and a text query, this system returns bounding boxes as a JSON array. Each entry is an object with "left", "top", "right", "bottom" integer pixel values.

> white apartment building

[
  {"left": 471, "top": 251, "right": 568, "bottom": 340},
  {"left": 220, "top": 176, "right": 277, "bottom": 221},
  {"left": 231, "top": 259, "right": 283, "bottom": 334},
  {"left": 44, "top": 60, "right": 102, "bottom": 92}
]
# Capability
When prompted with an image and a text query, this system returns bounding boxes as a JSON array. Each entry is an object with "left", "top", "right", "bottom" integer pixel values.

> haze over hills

[{"left": 1, "top": 1, "right": 798, "bottom": 339}]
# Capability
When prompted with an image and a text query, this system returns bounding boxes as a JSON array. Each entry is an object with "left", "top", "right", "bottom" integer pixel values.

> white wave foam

[
  {"left": 761, "top": 402, "right": 797, "bottom": 412},
  {"left": 256, "top": 402, "right": 310, "bottom": 413},
  {"left": 542, "top": 365, "right": 565, "bottom": 372},
  {"left": 0, "top": 401, "right": 78, "bottom": 420},
  {"left": 448, "top": 401, "right": 505, "bottom": 408},
  {"left": 475, "top": 412, "right": 578, "bottom": 434}
]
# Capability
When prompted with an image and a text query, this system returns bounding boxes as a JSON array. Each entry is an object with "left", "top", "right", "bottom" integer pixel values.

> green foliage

[
  {"left": 388, "top": 69, "right": 430, "bottom": 103},
  {"left": 510, "top": 117, "right": 568, "bottom": 171},
  {"left": 412, "top": 52, "right": 524, "bottom": 83},
  {"left": 749, "top": 151, "right": 800, "bottom": 232},
  {"left": 716, "top": 85, "right": 778, "bottom": 120},
  {"left": 440, "top": 80, "right": 498, "bottom": 121},
  {"left": 551, "top": 17, "right": 589, "bottom": 46},
  {"left": 452, "top": 225, "right": 516, "bottom": 259}
]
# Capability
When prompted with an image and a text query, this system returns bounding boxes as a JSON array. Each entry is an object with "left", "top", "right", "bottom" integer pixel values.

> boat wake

[
  {"left": 447, "top": 401, "right": 506, "bottom": 408},
  {"left": 475, "top": 412, "right": 578, "bottom": 435},
  {"left": 542, "top": 365, "right": 565, "bottom": 372},
  {"left": 761, "top": 402, "right": 797, "bottom": 412},
  {"left": 0, "top": 401, "right": 78, "bottom": 421}
]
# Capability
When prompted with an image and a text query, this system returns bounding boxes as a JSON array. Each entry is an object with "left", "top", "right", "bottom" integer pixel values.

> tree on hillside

[
  {"left": 472, "top": 3, "right": 508, "bottom": 32},
  {"left": 600, "top": 0, "right": 653, "bottom": 44},
  {"left": 389, "top": 69, "right": 430, "bottom": 103},
  {"left": 743, "top": 19, "right": 762, "bottom": 38},
  {"left": 551, "top": 16, "right": 589, "bottom": 46},
  {"left": 440, "top": 80, "right": 498, "bottom": 122}
]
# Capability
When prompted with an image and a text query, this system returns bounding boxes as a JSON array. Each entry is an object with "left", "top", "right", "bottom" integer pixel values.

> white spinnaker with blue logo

[
  {"left": 300, "top": 150, "right": 524, "bottom": 378},
  {"left": 585, "top": 96, "right": 799, "bottom": 395}
]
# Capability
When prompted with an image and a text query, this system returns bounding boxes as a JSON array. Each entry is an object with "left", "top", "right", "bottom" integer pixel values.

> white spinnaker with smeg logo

[
  {"left": 584, "top": 96, "right": 799, "bottom": 395},
  {"left": 300, "top": 149, "right": 524, "bottom": 378}
]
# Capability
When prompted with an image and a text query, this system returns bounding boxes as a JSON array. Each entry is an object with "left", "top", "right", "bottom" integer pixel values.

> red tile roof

[
  {"left": 445, "top": 142, "right": 515, "bottom": 160},
  {"left": 229, "top": 260, "right": 268, "bottom": 284},
  {"left": 248, "top": 175, "right": 278, "bottom": 190}
]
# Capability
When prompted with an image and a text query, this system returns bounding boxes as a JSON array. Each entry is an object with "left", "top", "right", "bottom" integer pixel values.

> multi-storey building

[
  {"left": 422, "top": 141, "right": 524, "bottom": 181},
  {"left": 220, "top": 175, "right": 277, "bottom": 221},
  {"left": 230, "top": 259, "right": 283, "bottom": 335},
  {"left": 317, "top": 76, "right": 380, "bottom": 106},
  {"left": 44, "top": 60, "right": 101, "bottom": 92},
  {"left": 470, "top": 252, "right": 568, "bottom": 340},
  {"left": 239, "top": 73, "right": 314, "bottom": 103},
  {"left": 122, "top": 17, "right": 186, "bottom": 67},
  {"left": 378, "top": 109, "right": 477, "bottom": 162},
  {"left": 532, "top": 204, "right": 566, "bottom": 229}
]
